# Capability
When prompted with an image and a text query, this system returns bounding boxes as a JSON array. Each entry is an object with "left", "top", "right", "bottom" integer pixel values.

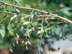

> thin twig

[
  {"left": 0, "top": 11, "right": 15, "bottom": 15},
  {"left": 50, "top": 22, "right": 66, "bottom": 24},
  {"left": 18, "top": 14, "right": 72, "bottom": 24},
  {"left": 0, "top": 1, "right": 48, "bottom": 14},
  {"left": 0, "top": 11, "right": 72, "bottom": 24}
]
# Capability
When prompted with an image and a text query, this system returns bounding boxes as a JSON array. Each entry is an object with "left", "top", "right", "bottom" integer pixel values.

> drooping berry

[
  {"left": 38, "top": 23, "right": 42, "bottom": 27},
  {"left": 40, "top": 49, "right": 43, "bottom": 53},
  {"left": 30, "top": 22, "right": 34, "bottom": 27},
  {"left": 32, "top": 27, "right": 35, "bottom": 31},
  {"left": 17, "top": 26, "right": 19, "bottom": 29},
  {"left": 63, "top": 37, "right": 65, "bottom": 40},
  {"left": 34, "top": 12, "right": 37, "bottom": 16},
  {"left": 12, "top": 9, "right": 16, "bottom": 13},
  {"left": 16, "top": 41, "right": 19, "bottom": 44},
  {"left": 27, "top": 34, "right": 30, "bottom": 39},
  {"left": 41, "top": 41, "right": 45, "bottom": 45},
  {"left": 20, "top": 30, "right": 23, "bottom": 33},
  {"left": 45, "top": 21, "right": 48, "bottom": 25},
  {"left": 38, "top": 35, "right": 41, "bottom": 39},
  {"left": 23, "top": 34, "right": 27, "bottom": 37},
  {"left": 25, "top": 47, "right": 28, "bottom": 50},
  {"left": 6, "top": 28, "right": 9, "bottom": 31},
  {"left": 28, "top": 42, "right": 31, "bottom": 46},
  {"left": 12, "top": 24, "right": 14, "bottom": 27},
  {"left": 55, "top": 25, "right": 58, "bottom": 28},
  {"left": 15, "top": 22, "right": 17, "bottom": 24},
  {"left": 9, "top": 49, "right": 13, "bottom": 52},
  {"left": 21, "top": 40, "right": 24, "bottom": 44},
  {"left": 48, "top": 36, "right": 51, "bottom": 39},
  {"left": 48, "top": 32, "right": 51, "bottom": 35},
  {"left": 45, "top": 35, "right": 49, "bottom": 39},
  {"left": 52, "top": 33, "right": 54, "bottom": 36},
  {"left": 13, "top": 43, "right": 15, "bottom": 47},
  {"left": 36, "top": 45, "right": 39, "bottom": 48},
  {"left": 49, "top": 47, "right": 52, "bottom": 50},
  {"left": 24, "top": 42, "right": 28, "bottom": 45},
  {"left": 58, "top": 47, "right": 60, "bottom": 50}
]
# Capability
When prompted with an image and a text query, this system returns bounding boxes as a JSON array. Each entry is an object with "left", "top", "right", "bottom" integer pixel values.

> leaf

[
  {"left": 59, "top": 7, "right": 72, "bottom": 11},
  {"left": 16, "top": 33, "right": 19, "bottom": 38},
  {"left": 6, "top": 6, "right": 13, "bottom": 12},
  {"left": 16, "top": 9, "right": 20, "bottom": 13},
  {"left": 31, "top": 15, "right": 34, "bottom": 18},
  {"left": 0, "top": 26, "right": 5, "bottom": 38},
  {"left": 44, "top": 28, "right": 51, "bottom": 31},
  {"left": 28, "top": 29, "right": 32, "bottom": 33},
  {"left": 10, "top": 14, "right": 17, "bottom": 20},
  {"left": 0, "top": 13, "right": 4, "bottom": 20},
  {"left": 70, "top": 24, "right": 72, "bottom": 27},
  {"left": 67, "top": 34, "right": 72, "bottom": 38},
  {"left": 24, "top": 15, "right": 30, "bottom": 20},
  {"left": 23, "top": 21, "right": 29, "bottom": 25},
  {"left": 37, "top": 31, "right": 41, "bottom": 34},
  {"left": 0, "top": 15, "right": 9, "bottom": 23}
]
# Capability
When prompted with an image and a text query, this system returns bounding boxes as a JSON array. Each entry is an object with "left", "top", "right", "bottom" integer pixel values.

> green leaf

[
  {"left": 16, "top": 33, "right": 19, "bottom": 38},
  {"left": 0, "top": 26, "right": 5, "bottom": 38},
  {"left": 24, "top": 15, "right": 30, "bottom": 20},
  {"left": 10, "top": 14, "right": 17, "bottom": 20},
  {"left": 67, "top": 34, "right": 72, "bottom": 38},
  {"left": 0, "top": 13, "right": 4, "bottom": 20},
  {"left": 16, "top": 9, "right": 20, "bottom": 13},
  {"left": 23, "top": 21, "right": 29, "bottom": 25},
  {"left": 6, "top": 6, "right": 13, "bottom": 12},
  {"left": 70, "top": 24, "right": 72, "bottom": 27}
]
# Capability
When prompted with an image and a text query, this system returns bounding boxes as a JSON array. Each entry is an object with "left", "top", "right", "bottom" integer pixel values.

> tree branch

[
  {"left": 18, "top": 14, "right": 72, "bottom": 24},
  {"left": 0, "top": 11, "right": 72, "bottom": 24},
  {"left": 0, "top": 1, "right": 48, "bottom": 14},
  {"left": 0, "top": 11, "right": 15, "bottom": 15},
  {"left": 50, "top": 22, "right": 66, "bottom": 24}
]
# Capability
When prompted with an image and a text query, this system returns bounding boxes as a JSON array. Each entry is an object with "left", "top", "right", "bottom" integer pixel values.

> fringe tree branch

[
  {"left": 18, "top": 14, "right": 72, "bottom": 24},
  {"left": 50, "top": 22, "right": 66, "bottom": 24},
  {"left": 0, "top": 2, "right": 72, "bottom": 24},
  {"left": 0, "top": 11, "right": 72, "bottom": 24},
  {"left": 0, "top": 1, "right": 48, "bottom": 14},
  {"left": 0, "top": 11, "right": 15, "bottom": 15}
]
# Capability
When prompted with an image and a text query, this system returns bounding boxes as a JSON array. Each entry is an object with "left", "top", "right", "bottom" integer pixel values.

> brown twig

[
  {"left": 0, "top": 11, "right": 15, "bottom": 15},
  {"left": 0, "top": 1, "right": 48, "bottom": 14},
  {"left": 50, "top": 22, "right": 66, "bottom": 24},
  {"left": 0, "top": 11, "right": 72, "bottom": 24},
  {"left": 18, "top": 14, "right": 72, "bottom": 24}
]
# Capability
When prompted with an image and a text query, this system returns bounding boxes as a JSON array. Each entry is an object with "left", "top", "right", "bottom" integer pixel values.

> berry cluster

[{"left": 8, "top": 11, "right": 66, "bottom": 53}]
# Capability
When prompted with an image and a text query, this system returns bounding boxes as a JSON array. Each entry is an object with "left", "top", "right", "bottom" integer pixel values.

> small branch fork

[{"left": 0, "top": 2, "right": 72, "bottom": 24}]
